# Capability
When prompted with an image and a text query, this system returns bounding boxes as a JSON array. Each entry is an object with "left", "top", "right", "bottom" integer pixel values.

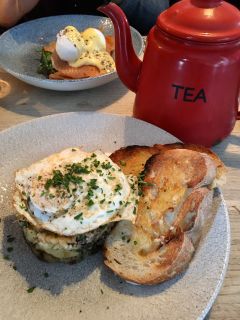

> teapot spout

[{"left": 98, "top": 2, "right": 142, "bottom": 93}]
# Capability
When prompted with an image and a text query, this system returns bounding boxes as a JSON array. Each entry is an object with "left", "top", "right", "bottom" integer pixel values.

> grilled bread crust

[
  {"left": 104, "top": 144, "right": 225, "bottom": 285},
  {"left": 154, "top": 143, "right": 226, "bottom": 186},
  {"left": 111, "top": 143, "right": 226, "bottom": 181},
  {"left": 110, "top": 145, "right": 161, "bottom": 176}
]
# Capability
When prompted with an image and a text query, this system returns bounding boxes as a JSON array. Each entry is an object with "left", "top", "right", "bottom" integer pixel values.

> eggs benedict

[{"left": 38, "top": 26, "right": 115, "bottom": 80}]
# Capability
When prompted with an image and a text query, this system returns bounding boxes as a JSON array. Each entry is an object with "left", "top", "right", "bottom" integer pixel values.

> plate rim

[
  {"left": 199, "top": 191, "right": 230, "bottom": 320},
  {"left": 0, "top": 111, "right": 231, "bottom": 319},
  {"left": 0, "top": 111, "right": 171, "bottom": 136}
]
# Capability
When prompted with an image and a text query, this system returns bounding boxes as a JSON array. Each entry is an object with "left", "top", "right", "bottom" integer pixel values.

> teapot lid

[{"left": 157, "top": 0, "right": 240, "bottom": 42}]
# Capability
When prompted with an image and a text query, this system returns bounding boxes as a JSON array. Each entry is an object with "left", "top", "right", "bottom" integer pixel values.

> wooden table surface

[{"left": 0, "top": 70, "right": 239, "bottom": 319}]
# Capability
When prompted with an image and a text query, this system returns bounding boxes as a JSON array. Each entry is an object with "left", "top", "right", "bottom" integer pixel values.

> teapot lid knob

[{"left": 157, "top": 0, "right": 240, "bottom": 42}]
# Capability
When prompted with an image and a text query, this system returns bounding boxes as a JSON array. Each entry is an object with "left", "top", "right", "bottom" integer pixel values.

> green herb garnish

[
  {"left": 87, "top": 179, "right": 98, "bottom": 190},
  {"left": 102, "top": 162, "right": 112, "bottom": 170},
  {"left": 37, "top": 49, "right": 56, "bottom": 77},
  {"left": 74, "top": 213, "right": 83, "bottom": 220},
  {"left": 114, "top": 184, "right": 122, "bottom": 193},
  {"left": 119, "top": 160, "right": 126, "bottom": 166},
  {"left": 87, "top": 199, "right": 94, "bottom": 207},
  {"left": 93, "top": 159, "right": 100, "bottom": 168},
  {"left": 27, "top": 286, "right": 36, "bottom": 293},
  {"left": 7, "top": 236, "right": 15, "bottom": 243},
  {"left": 138, "top": 171, "right": 154, "bottom": 196},
  {"left": 44, "top": 167, "right": 86, "bottom": 191}
]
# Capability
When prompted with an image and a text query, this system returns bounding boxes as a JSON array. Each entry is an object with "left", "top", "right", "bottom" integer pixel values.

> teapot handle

[{"left": 237, "top": 96, "right": 240, "bottom": 120}]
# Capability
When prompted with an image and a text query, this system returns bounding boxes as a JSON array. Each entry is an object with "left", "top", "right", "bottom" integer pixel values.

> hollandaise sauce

[{"left": 57, "top": 26, "right": 115, "bottom": 73}]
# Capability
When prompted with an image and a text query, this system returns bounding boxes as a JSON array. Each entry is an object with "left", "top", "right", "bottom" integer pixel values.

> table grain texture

[{"left": 0, "top": 70, "right": 239, "bottom": 319}]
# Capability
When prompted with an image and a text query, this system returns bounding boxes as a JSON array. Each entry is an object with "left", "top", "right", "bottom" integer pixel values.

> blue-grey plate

[
  {"left": 0, "top": 112, "right": 230, "bottom": 320},
  {"left": 0, "top": 15, "right": 144, "bottom": 91}
]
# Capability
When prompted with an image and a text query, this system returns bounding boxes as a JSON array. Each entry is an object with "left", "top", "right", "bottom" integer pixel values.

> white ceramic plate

[
  {"left": 0, "top": 112, "right": 230, "bottom": 320},
  {"left": 0, "top": 15, "right": 144, "bottom": 91}
]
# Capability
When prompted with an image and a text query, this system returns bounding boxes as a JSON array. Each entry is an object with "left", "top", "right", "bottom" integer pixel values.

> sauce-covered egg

[{"left": 55, "top": 26, "right": 115, "bottom": 73}]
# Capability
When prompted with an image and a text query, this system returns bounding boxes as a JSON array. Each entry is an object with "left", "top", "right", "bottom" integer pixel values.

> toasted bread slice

[
  {"left": 104, "top": 221, "right": 194, "bottom": 285},
  {"left": 110, "top": 143, "right": 226, "bottom": 185},
  {"left": 105, "top": 147, "right": 221, "bottom": 285},
  {"left": 135, "top": 149, "right": 216, "bottom": 239},
  {"left": 110, "top": 145, "right": 162, "bottom": 176}
]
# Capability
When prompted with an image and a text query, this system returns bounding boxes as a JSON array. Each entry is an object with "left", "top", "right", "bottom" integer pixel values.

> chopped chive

[
  {"left": 87, "top": 199, "right": 94, "bottom": 207},
  {"left": 74, "top": 213, "right": 83, "bottom": 220},
  {"left": 7, "top": 236, "right": 15, "bottom": 243},
  {"left": 27, "top": 287, "right": 36, "bottom": 293},
  {"left": 114, "top": 184, "right": 122, "bottom": 193},
  {"left": 120, "top": 160, "right": 126, "bottom": 166},
  {"left": 102, "top": 162, "right": 112, "bottom": 170}
]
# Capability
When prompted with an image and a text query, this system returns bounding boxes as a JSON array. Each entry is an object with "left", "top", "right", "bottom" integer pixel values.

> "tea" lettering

[{"left": 172, "top": 84, "right": 207, "bottom": 103}]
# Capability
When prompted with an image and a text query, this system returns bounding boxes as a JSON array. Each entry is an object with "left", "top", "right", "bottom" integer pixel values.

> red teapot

[{"left": 99, "top": 0, "right": 240, "bottom": 147}]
